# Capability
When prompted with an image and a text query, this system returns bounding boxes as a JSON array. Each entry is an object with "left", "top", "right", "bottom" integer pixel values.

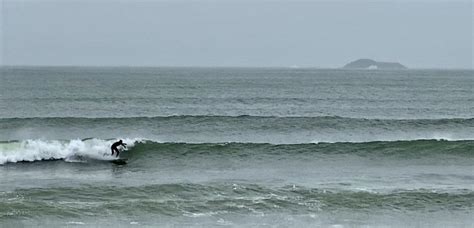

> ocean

[{"left": 0, "top": 66, "right": 473, "bottom": 227}]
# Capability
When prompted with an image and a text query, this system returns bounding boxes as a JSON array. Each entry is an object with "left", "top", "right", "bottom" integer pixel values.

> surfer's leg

[
  {"left": 116, "top": 149, "right": 120, "bottom": 157},
  {"left": 111, "top": 148, "right": 114, "bottom": 156}
]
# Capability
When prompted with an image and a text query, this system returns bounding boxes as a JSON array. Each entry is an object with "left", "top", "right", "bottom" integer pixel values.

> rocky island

[{"left": 343, "top": 59, "right": 407, "bottom": 69}]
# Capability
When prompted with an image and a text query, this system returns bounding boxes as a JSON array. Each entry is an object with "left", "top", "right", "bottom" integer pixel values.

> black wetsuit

[{"left": 111, "top": 141, "right": 127, "bottom": 157}]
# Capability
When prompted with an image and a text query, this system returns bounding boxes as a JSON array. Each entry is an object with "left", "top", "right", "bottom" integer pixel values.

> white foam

[
  {"left": 0, "top": 138, "right": 139, "bottom": 165},
  {"left": 67, "top": 221, "right": 85, "bottom": 225}
]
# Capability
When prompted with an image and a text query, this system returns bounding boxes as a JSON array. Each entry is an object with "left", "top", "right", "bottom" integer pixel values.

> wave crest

[
  {"left": 1, "top": 138, "right": 472, "bottom": 165},
  {"left": 0, "top": 138, "right": 138, "bottom": 165}
]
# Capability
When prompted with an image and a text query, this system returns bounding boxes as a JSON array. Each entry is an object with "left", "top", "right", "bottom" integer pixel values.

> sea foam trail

[
  {"left": 0, "top": 139, "right": 138, "bottom": 164},
  {"left": 2, "top": 184, "right": 473, "bottom": 215}
]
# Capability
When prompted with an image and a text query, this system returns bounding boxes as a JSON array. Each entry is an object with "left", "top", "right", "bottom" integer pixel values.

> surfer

[{"left": 111, "top": 140, "right": 127, "bottom": 157}]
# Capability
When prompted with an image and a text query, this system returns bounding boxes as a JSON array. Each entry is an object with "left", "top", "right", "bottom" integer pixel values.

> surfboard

[{"left": 110, "top": 158, "right": 128, "bottom": 165}]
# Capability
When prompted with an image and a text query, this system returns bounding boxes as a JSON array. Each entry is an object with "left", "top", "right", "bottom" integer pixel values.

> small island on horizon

[{"left": 343, "top": 59, "right": 407, "bottom": 69}]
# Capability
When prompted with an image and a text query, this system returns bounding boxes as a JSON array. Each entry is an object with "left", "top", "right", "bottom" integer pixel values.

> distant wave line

[{"left": 1, "top": 115, "right": 473, "bottom": 121}]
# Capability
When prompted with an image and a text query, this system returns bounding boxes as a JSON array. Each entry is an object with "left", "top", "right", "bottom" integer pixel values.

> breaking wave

[
  {"left": 0, "top": 138, "right": 139, "bottom": 164},
  {"left": 1, "top": 138, "right": 472, "bottom": 165}
]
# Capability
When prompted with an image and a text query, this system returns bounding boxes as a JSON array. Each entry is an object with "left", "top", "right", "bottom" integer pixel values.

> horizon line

[{"left": 0, "top": 64, "right": 473, "bottom": 70}]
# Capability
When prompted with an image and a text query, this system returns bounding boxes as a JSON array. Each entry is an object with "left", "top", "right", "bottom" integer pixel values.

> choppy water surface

[{"left": 0, "top": 67, "right": 473, "bottom": 227}]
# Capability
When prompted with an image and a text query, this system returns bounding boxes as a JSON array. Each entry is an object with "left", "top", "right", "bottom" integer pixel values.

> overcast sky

[{"left": 1, "top": 0, "right": 472, "bottom": 68}]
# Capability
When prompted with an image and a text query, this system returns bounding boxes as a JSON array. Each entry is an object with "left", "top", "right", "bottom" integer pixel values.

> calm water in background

[{"left": 0, "top": 67, "right": 473, "bottom": 227}]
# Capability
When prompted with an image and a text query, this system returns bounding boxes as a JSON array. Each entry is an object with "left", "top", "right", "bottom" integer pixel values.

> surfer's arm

[{"left": 122, "top": 143, "right": 127, "bottom": 148}]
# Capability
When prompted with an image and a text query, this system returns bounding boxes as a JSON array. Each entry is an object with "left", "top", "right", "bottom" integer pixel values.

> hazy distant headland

[{"left": 343, "top": 59, "right": 407, "bottom": 69}]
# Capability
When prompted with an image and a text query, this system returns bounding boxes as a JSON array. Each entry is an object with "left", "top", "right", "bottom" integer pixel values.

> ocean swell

[
  {"left": 1, "top": 116, "right": 473, "bottom": 143},
  {"left": 1, "top": 183, "right": 472, "bottom": 219},
  {"left": 1, "top": 139, "right": 472, "bottom": 165}
]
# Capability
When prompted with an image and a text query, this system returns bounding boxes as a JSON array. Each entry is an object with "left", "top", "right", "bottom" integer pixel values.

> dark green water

[{"left": 0, "top": 67, "right": 473, "bottom": 227}]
